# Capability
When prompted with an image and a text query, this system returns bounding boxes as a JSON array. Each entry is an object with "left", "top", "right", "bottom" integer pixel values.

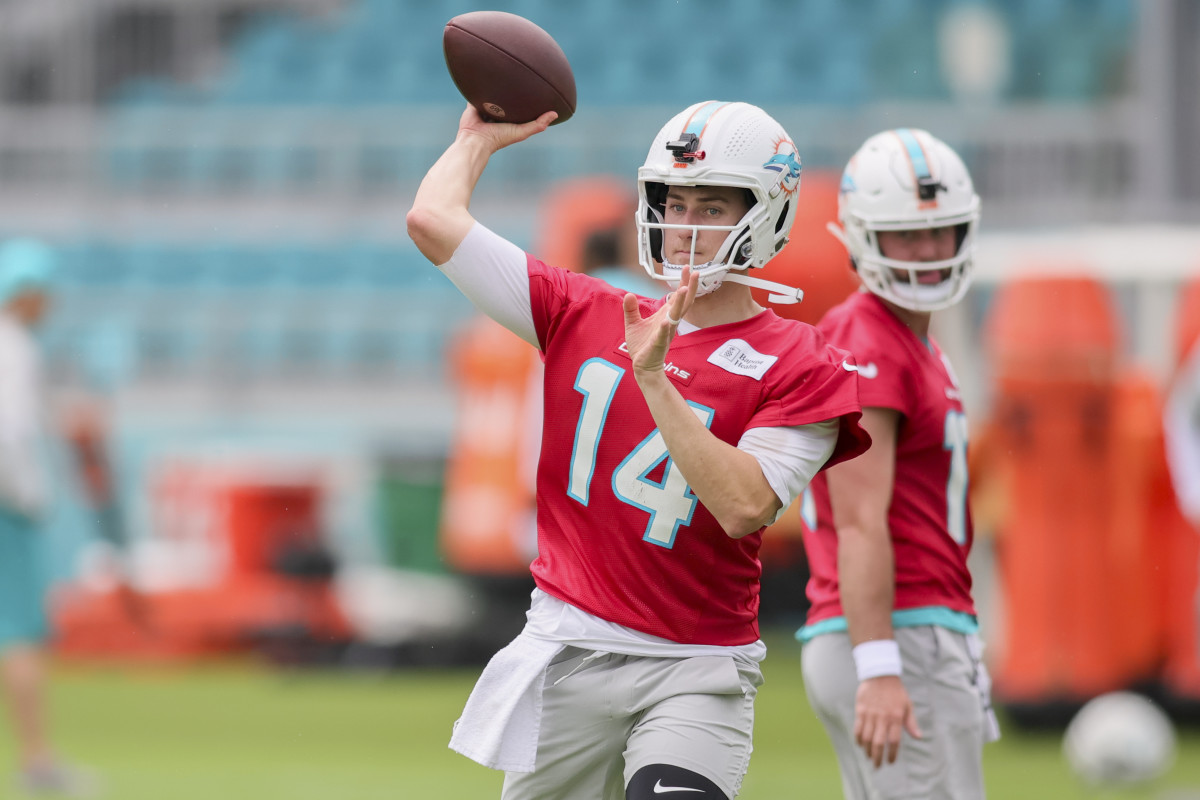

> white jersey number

[
  {"left": 944, "top": 410, "right": 970, "bottom": 545},
  {"left": 569, "top": 358, "right": 714, "bottom": 549},
  {"left": 799, "top": 486, "right": 818, "bottom": 531},
  {"left": 798, "top": 411, "right": 969, "bottom": 546},
  {"left": 567, "top": 358, "right": 624, "bottom": 505}
]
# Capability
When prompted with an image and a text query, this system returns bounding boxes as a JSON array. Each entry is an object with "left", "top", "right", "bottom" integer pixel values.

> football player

[
  {"left": 407, "top": 100, "right": 869, "bottom": 800},
  {"left": 796, "top": 129, "right": 999, "bottom": 799}
]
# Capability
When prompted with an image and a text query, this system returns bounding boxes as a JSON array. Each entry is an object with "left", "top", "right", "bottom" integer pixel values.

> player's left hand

[{"left": 622, "top": 266, "right": 698, "bottom": 377}]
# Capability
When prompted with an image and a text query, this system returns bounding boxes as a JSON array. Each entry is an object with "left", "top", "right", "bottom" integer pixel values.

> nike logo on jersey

[
  {"left": 841, "top": 360, "right": 879, "bottom": 379},
  {"left": 653, "top": 780, "right": 706, "bottom": 794}
]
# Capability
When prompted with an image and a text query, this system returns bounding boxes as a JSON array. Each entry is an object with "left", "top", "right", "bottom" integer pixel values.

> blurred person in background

[
  {"left": 0, "top": 238, "right": 95, "bottom": 797},
  {"left": 579, "top": 223, "right": 660, "bottom": 297},
  {"left": 408, "top": 100, "right": 869, "bottom": 800},
  {"left": 796, "top": 129, "right": 999, "bottom": 800},
  {"left": 1164, "top": 294, "right": 1200, "bottom": 529}
]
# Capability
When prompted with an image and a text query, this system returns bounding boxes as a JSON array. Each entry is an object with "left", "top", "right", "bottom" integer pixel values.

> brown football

[{"left": 443, "top": 11, "right": 576, "bottom": 125}]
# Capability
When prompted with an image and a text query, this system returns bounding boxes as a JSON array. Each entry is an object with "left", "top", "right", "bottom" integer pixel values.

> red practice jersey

[
  {"left": 526, "top": 258, "right": 868, "bottom": 646},
  {"left": 803, "top": 291, "right": 976, "bottom": 626}
]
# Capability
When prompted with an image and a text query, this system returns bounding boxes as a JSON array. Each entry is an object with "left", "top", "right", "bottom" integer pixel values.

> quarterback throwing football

[{"left": 408, "top": 101, "right": 869, "bottom": 800}]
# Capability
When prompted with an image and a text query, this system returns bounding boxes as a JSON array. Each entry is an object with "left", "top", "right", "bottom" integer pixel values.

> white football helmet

[
  {"left": 830, "top": 128, "right": 981, "bottom": 312},
  {"left": 636, "top": 101, "right": 805, "bottom": 303}
]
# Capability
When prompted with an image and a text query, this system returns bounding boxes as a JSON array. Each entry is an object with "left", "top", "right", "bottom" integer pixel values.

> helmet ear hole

[
  {"left": 731, "top": 230, "right": 753, "bottom": 266},
  {"left": 954, "top": 221, "right": 969, "bottom": 251},
  {"left": 774, "top": 199, "right": 790, "bottom": 235},
  {"left": 646, "top": 181, "right": 668, "bottom": 209},
  {"left": 643, "top": 181, "right": 668, "bottom": 262}
]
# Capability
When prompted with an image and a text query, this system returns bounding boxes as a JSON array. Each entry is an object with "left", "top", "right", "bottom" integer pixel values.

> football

[
  {"left": 443, "top": 11, "right": 576, "bottom": 125},
  {"left": 1063, "top": 691, "right": 1177, "bottom": 787}
]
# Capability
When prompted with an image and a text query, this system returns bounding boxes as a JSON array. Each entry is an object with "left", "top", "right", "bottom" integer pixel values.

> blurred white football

[{"left": 1063, "top": 691, "right": 1177, "bottom": 786}]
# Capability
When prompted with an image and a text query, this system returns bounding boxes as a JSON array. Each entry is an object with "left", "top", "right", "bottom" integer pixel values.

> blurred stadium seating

[
  {"left": 41, "top": 235, "right": 473, "bottom": 384},
  {"left": 33, "top": 0, "right": 1141, "bottom": 396}
]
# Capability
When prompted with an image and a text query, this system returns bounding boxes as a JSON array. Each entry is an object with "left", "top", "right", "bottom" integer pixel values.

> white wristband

[{"left": 852, "top": 639, "right": 903, "bottom": 681}]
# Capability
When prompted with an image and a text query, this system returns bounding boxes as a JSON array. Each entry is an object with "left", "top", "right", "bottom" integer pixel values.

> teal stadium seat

[
  {"left": 250, "top": 127, "right": 324, "bottom": 193},
  {"left": 217, "top": 17, "right": 330, "bottom": 106},
  {"left": 344, "top": 241, "right": 437, "bottom": 290},
  {"left": 273, "top": 243, "right": 347, "bottom": 291},
  {"left": 57, "top": 241, "right": 131, "bottom": 287},
  {"left": 868, "top": 11, "right": 946, "bottom": 100},
  {"left": 179, "top": 115, "right": 258, "bottom": 193},
  {"left": 104, "top": 107, "right": 187, "bottom": 189},
  {"left": 107, "top": 76, "right": 201, "bottom": 108},
  {"left": 230, "top": 307, "right": 291, "bottom": 375},
  {"left": 355, "top": 141, "right": 414, "bottom": 192},
  {"left": 124, "top": 241, "right": 213, "bottom": 292},
  {"left": 101, "top": 0, "right": 1140, "bottom": 117},
  {"left": 1001, "top": 0, "right": 1129, "bottom": 100}
]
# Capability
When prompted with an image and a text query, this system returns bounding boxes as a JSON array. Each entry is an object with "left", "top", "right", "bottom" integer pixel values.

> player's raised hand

[
  {"left": 622, "top": 266, "right": 697, "bottom": 376},
  {"left": 456, "top": 104, "right": 558, "bottom": 153},
  {"left": 854, "top": 675, "right": 923, "bottom": 769}
]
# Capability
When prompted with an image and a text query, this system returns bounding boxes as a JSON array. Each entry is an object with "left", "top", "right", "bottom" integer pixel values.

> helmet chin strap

[{"left": 722, "top": 273, "right": 804, "bottom": 304}]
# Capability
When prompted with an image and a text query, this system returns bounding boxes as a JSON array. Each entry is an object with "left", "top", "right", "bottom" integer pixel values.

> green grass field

[{"left": 7, "top": 630, "right": 1199, "bottom": 799}]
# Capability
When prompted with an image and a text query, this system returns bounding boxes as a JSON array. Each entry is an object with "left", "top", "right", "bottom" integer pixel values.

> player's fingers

[
  {"left": 458, "top": 103, "right": 483, "bottom": 127},
  {"left": 681, "top": 265, "right": 699, "bottom": 304},
  {"left": 884, "top": 724, "right": 903, "bottom": 764},
  {"left": 855, "top": 715, "right": 874, "bottom": 751},
  {"left": 662, "top": 267, "right": 695, "bottom": 325},
  {"left": 665, "top": 287, "right": 687, "bottom": 326},
  {"left": 904, "top": 709, "right": 923, "bottom": 740},
  {"left": 622, "top": 292, "right": 641, "bottom": 326},
  {"left": 870, "top": 719, "right": 894, "bottom": 769},
  {"left": 509, "top": 111, "right": 558, "bottom": 142},
  {"left": 869, "top": 737, "right": 886, "bottom": 770}
]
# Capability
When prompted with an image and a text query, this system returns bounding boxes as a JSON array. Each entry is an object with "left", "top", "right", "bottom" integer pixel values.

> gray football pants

[
  {"left": 501, "top": 646, "right": 763, "bottom": 800},
  {"left": 801, "top": 626, "right": 990, "bottom": 800}
]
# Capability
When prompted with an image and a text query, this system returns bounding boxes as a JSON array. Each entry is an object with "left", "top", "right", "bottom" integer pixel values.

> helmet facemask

[
  {"left": 842, "top": 212, "right": 978, "bottom": 312},
  {"left": 633, "top": 101, "right": 805, "bottom": 304},
  {"left": 636, "top": 182, "right": 765, "bottom": 297}
]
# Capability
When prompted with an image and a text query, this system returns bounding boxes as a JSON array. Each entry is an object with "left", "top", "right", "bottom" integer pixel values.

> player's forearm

[
  {"left": 406, "top": 133, "right": 493, "bottom": 265},
  {"left": 838, "top": 522, "right": 897, "bottom": 645},
  {"left": 634, "top": 369, "right": 780, "bottom": 538}
]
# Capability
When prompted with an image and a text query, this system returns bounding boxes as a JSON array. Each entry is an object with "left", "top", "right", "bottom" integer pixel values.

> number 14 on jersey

[{"left": 568, "top": 358, "right": 714, "bottom": 548}]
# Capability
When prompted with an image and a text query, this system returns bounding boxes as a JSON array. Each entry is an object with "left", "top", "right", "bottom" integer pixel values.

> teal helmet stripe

[
  {"left": 894, "top": 128, "right": 932, "bottom": 181},
  {"left": 682, "top": 101, "right": 729, "bottom": 137}
]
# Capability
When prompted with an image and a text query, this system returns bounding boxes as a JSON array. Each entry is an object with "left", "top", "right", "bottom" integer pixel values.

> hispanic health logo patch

[{"left": 707, "top": 339, "right": 778, "bottom": 381}]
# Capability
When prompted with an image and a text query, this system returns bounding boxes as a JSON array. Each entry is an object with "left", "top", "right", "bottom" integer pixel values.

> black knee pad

[{"left": 626, "top": 763, "right": 728, "bottom": 800}]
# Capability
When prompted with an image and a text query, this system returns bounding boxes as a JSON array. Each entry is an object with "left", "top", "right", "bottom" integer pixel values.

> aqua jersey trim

[{"left": 795, "top": 606, "right": 979, "bottom": 643}]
